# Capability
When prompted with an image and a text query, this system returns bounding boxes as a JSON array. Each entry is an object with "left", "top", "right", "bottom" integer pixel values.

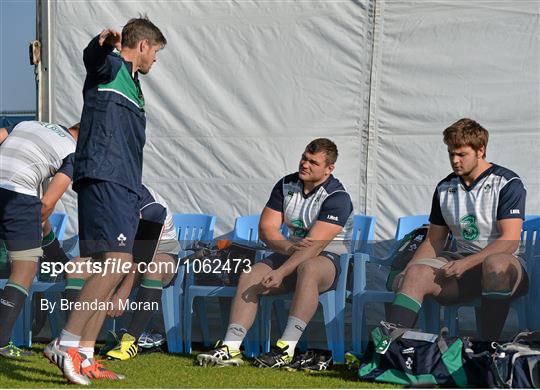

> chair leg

[
  {"left": 23, "top": 293, "right": 33, "bottom": 347},
  {"left": 352, "top": 298, "right": 365, "bottom": 354},
  {"left": 194, "top": 299, "right": 211, "bottom": 347},
  {"left": 320, "top": 295, "right": 341, "bottom": 362},
  {"left": 244, "top": 313, "right": 260, "bottom": 357},
  {"left": 161, "top": 286, "right": 182, "bottom": 353},
  {"left": 11, "top": 310, "right": 26, "bottom": 347},
  {"left": 218, "top": 297, "right": 231, "bottom": 335},
  {"left": 184, "top": 294, "right": 194, "bottom": 353},
  {"left": 444, "top": 307, "right": 459, "bottom": 337},
  {"left": 261, "top": 297, "right": 273, "bottom": 353},
  {"left": 422, "top": 298, "right": 440, "bottom": 334},
  {"left": 44, "top": 291, "right": 61, "bottom": 339}
]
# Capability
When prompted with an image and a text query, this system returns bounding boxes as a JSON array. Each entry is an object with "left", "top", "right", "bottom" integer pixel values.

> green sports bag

[{"left": 359, "top": 322, "right": 471, "bottom": 387}]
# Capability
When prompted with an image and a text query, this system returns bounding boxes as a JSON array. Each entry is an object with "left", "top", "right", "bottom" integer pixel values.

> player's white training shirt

[
  {"left": 429, "top": 164, "right": 526, "bottom": 255},
  {"left": 266, "top": 173, "right": 354, "bottom": 254},
  {"left": 0, "top": 121, "right": 76, "bottom": 196}
]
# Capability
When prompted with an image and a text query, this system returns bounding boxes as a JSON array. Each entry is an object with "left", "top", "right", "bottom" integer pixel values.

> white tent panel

[
  {"left": 48, "top": 0, "right": 371, "bottom": 236},
  {"left": 370, "top": 0, "right": 540, "bottom": 238}
]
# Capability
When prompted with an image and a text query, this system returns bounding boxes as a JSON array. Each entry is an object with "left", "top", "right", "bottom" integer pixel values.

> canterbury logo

[{"left": 0, "top": 299, "right": 15, "bottom": 308}]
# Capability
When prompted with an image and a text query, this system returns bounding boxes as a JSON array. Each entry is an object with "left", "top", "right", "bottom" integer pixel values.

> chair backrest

[
  {"left": 49, "top": 213, "right": 68, "bottom": 241},
  {"left": 232, "top": 215, "right": 291, "bottom": 245},
  {"left": 525, "top": 214, "right": 540, "bottom": 221},
  {"left": 521, "top": 217, "right": 540, "bottom": 260},
  {"left": 350, "top": 215, "right": 376, "bottom": 253},
  {"left": 232, "top": 214, "right": 261, "bottom": 244},
  {"left": 395, "top": 214, "right": 429, "bottom": 240},
  {"left": 172, "top": 214, "right": 216, "bottom": 250}
]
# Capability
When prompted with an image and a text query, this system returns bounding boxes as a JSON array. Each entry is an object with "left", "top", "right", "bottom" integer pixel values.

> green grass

[{"left": 0, "top": 345, "right": 396, "bottom": 388}]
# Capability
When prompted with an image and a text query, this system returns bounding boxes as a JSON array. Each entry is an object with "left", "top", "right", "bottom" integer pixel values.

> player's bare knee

[
  {"left": 238, "top": 263, "right": 266, "bottom": 287},
  {"left": 483, "top": 254, "right": 516, "bottom": 290},
  {"left": 402, "top": 264, "right": 436, "bottom": 292},
  {"left": 483, "top": 254, "right": 513, "bottom": 275}
]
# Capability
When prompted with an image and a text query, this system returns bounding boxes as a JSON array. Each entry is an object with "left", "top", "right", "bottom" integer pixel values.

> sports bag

[
  {"left": 386, "top": 225, "right": 429, "bottom": 291},
  {"left": 489, "top": 331, "right": 540, "bottom": 388},
  {"left": 359, "top": 321, "right": 471, "bottom": 387},
  {"left": 181, "top": 241, "right": 260, "bottom": 286}
]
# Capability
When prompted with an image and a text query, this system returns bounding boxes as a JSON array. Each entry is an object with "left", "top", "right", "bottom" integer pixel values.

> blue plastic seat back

[
  {"left": 49, "top": 213, "right": 68, "bottom": 240},
  {"left": 395, "top": 214, "right": 429, "bottom": 240},
  {"left": 522, "top": 217, "right": 540, "bottom": 260},
  {"left": 232, "top": 214, "right": 261, "bottom": 244},
  {"left": 350, "top": 215, "right": 376, "bottom": 253},
  {"left": 172, "top": 214, "right": 216, "bottom": 253}
]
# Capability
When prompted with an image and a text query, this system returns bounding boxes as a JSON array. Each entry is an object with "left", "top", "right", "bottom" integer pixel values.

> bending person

[{"left": 0, "top": 120, "right": 79, "bottom": 359}]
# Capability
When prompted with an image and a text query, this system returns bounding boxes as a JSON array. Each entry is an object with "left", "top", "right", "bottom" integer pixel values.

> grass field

[{"left": 0, "top": 345, "right": 396, "bottom": 388}]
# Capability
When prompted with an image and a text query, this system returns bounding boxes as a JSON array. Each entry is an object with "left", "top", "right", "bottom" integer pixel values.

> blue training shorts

[
  {"left": 77, "top": 179, "right": 140, "bottom": 257},
  {"left": 0, "top": 188, "right": 42, "bottom": 251}
]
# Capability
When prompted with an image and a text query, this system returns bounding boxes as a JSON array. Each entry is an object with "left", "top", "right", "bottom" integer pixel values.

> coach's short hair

[
  {"left": 122, "top": 15, "right": 167, "bottom": 49},
  {"left": 443, "top": 118, "right": 489, "bottom": 158},
  {"left": 305, "top": 138, "right": 338, "bottom": 165}
]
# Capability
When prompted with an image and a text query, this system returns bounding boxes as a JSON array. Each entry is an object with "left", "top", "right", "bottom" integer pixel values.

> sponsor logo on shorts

[
  {"left": 327, "top": 215, "right": 339, "bottom": 222},
  {"left": 510, "top": 209, "right": 521, "bottom": 215},
  {"left": 117, "top": 233, "right": 127, "bottom": 246},
  {"left": 401, "top": 347, "right": 415, "bottom": 355}
]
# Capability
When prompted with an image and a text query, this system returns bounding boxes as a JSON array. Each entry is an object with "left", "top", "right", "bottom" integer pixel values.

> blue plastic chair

[
  {"left": 156, "top": 213, "right": 214, "bottom": 353},
  {"left": 5, "top": 213, "right": 69, "bottom": 346},
  {"left": 522, "top": 217, "right": 540, "bottom": 330},
  {"left": 260, "top": 215, "right": 376, "bottom": 363},
  {"left": 443, "top": 217, "right": 540, "bottom": 336},
  {"left": 351, "top": 214, "right": 439, "bottom": 354},
  {"left": 183, "top": 214, "right": 262, "bottom": 356}
]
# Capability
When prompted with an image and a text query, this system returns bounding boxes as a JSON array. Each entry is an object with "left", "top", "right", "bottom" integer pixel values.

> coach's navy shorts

[
  {"left": 261, "top": 251, "right": 341, "bottom": 292},
  {"left": 77, "top": 179, "right": 140, "bottom": 257},
  {"left": 0, "top": 188, "right": 42, "bottom": 251}
]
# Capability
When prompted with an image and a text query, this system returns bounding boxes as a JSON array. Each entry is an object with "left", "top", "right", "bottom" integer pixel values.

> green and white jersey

[
  {"left": 266, "top": 172, "right": 354, "bottom": 254},
  {"left": 0, "top": 121, "right": 76, "bottom": 196},
  {"left": 429, "top": 164, "right": 526, "bottom": 255}
]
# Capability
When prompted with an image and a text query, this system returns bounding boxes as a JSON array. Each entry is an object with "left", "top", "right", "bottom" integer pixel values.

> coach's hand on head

[{"left": 98, "top": 28, "right": 122, "bottom": 51}]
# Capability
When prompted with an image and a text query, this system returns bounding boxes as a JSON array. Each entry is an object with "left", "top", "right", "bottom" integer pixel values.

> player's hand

[
  {"left": 261, "top": 269, "right": 285, "bottom": 289},
  {"left": 98, "top": 28, "right": 121, "bottom": 51},
  {"left": 108, "top": 291, "right": 128, "bottom": 317},
  {"left": 440, "top": 259, "right": 473, "bottom": 279}
]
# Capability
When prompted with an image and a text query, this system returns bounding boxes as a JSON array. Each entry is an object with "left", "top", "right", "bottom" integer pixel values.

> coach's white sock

[
  {"left": 79, "top": 346, "right": 94, "bottom": 367},
  {"left": 223, "top": 323, "right": 247, "bottom": 353},
  {"left": 58, "top": 329, "right": 81, "bottom": 351},
  {"left": 278, "top": 316, "right": 306, "bottom": 356}
]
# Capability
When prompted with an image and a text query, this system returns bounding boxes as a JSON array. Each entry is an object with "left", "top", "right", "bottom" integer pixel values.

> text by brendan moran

[{"left": 40, "top": 298, "right": 158, "bottom": 314}]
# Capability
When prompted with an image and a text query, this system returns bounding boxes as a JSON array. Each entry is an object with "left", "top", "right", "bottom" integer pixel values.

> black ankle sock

[
  {"left": 0, "top": 282, "right": 28, "bottom": 346},
  {"left": 42, "top": 238, "right": 70, "bottom": 264},
  {"left": 479, "top": 296, "right": 511, "bottom": 342},
  {"left": 126, "top": 281, "right": 162, "bottom": 339},
  {"left": 387, "top": 292, "right": 421, "bottom": 328}
]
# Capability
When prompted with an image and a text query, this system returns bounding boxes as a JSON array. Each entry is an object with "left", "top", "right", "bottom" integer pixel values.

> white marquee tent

[{"left": 40, "top": 0, "right": 539, "bottom": 240}]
